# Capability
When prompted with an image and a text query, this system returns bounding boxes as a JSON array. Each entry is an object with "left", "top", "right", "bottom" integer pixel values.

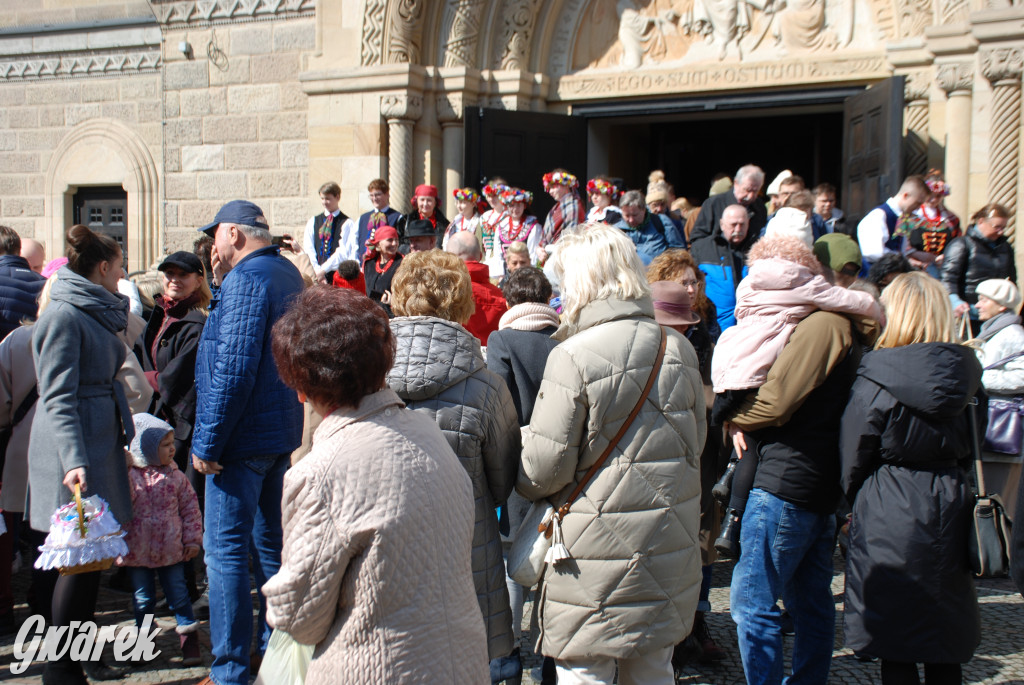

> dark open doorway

[{"left": 73, "top": 186, "right": 128, "bottom": 256}]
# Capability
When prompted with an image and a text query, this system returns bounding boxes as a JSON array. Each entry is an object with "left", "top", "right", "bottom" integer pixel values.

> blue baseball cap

[{"left": 198, "top": 200, "right": 269, "bottom": 236}]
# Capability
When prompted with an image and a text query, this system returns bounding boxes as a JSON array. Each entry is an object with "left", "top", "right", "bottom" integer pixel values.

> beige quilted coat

[
  {"left": 518, "top": 296, "right": 706, "bottom": 660},
  {"left": 262, "top": 388, "right": 489, "bottom": 684}
]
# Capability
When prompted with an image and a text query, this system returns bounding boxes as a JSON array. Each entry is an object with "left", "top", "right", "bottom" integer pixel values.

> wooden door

[{"left": 841, "top": 76, "right": 905, "bottom": 229}]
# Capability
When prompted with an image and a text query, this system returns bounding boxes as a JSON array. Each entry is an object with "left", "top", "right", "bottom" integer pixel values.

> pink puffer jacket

[{"left": 120, "top": 464, "right": 202, "bottom": 568}]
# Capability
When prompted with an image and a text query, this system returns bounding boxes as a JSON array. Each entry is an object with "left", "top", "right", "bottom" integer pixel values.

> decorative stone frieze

[
  {"left": 0, "top": 52, "right": 160, "bottom": 80},
  {"left": 152, "top": 0, "right": 315, "bottom": 27}
]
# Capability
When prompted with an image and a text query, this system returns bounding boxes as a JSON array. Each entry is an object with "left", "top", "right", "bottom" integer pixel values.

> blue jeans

[
  {"left": 204, "top": 453, "right": 288, "bottom": 685},
  {"left": 127, "top": 563, "right": 195, "bottom": 629},
  {"left": 730, "top": 489, "right": 836, "bottom": 685}
]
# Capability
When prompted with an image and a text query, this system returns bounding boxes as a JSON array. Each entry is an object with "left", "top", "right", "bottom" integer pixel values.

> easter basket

[{"left": 34, "top": 483, "right": 128, "bottom": 576}]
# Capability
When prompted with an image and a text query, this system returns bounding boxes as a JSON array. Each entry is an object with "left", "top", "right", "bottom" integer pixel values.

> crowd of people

[{"left": 0, "top": 159, "right": 1020, "bottom": 685}]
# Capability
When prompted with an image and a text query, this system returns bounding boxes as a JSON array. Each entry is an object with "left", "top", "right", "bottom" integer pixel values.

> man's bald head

[
  {"left": 20, "top": 238, "right": 45, "bottom": 273},
  {"left": 445, "top": 230, "right": 483, "bottom": 262},
  {"left": 720, "top": 204, "right": 750, "bottom": 245}
]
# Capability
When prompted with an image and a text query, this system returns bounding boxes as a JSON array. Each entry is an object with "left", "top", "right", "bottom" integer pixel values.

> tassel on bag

[{"left": 545, "top": 513, "right": 571, "bottom": 566}]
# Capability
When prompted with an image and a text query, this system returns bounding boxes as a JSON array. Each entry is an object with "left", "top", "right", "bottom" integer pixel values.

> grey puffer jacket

[
  {"left": 518, "top": 296, "right": 706, "bottom": 660},
  {"left": 387, "top": 316, "right": 521, "bottom": 660}
]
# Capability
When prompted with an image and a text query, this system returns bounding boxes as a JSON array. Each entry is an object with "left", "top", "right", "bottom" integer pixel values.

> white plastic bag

[{"left": 255, "top": 629, "right": 314, "bottom": 685}]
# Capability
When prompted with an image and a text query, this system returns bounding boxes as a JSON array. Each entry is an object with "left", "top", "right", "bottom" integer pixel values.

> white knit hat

[
  {"left": 766, "top": 170, "right": 793, "bottom": 197},
  {"left": 765, "top": 207, "right": 814, "bottom": 247},
  {"left": 976, "top": 278, "right": 1023, "bottom": 314}
]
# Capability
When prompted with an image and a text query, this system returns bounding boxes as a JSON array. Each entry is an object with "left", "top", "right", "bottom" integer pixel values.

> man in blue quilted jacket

[
  {"left": 191, "top": 200, "right": 304, "bottom": 685},
  {"left": 0, "top": 225, "right": 44, "bottom": 341}
]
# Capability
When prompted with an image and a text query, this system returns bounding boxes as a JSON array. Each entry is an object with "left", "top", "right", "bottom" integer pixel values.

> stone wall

[{"left": 159, "top": 16, "right": 315, "bottom": 251}]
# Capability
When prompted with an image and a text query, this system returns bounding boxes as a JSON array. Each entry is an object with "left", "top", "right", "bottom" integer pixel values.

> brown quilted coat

[
  {"left": 262, "top": 389, "right": 489, "bottom": 684},
  {"left": 518, "top": 296, "right": 706, "bottom": 660}
]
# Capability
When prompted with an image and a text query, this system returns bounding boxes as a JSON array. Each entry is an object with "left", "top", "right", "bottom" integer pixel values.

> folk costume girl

[
  {"left": 482, "top": 181, "right": 511, "bottom": 275},
  {"left": 900, "top": 172, "right": 961, "bottom": 277},
  {"left": 496, "top": 188, "right": 542, "bottom": 275},
  {"left": 363, "top": 226, "right": 402, "bottom": 318},
  {"left": 443, "top": 188, "right": 484, "bottom": 250},
  {"left": 586, "top": 177, "right": 623, "bottom": 225}
]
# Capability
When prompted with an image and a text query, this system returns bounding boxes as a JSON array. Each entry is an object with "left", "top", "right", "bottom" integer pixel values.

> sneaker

[
  {"left": 714, "top": 510, "right": 742, "bottom": 559},
  {"left": 693, "top": 613, "right": 726, "bottom": 663}
]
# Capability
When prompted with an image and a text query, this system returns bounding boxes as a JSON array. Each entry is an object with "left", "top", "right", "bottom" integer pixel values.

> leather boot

[{"left": 714, "top": 510, "right": 742, "bottom": 558}]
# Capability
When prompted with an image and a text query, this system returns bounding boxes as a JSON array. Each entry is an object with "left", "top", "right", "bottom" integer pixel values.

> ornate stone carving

[
  {"left": 897, "top": 0, "right": 933, "bottom": 38},
  {"left": 936, "top": 62, "right": 973, "bottom": 95},
  {"left": 443, "top": 0, "right": 486, "bottom": 68},
  {"left": 361, "top": 0, "right": 387, "bottom": 67},
  {"left": 153, "top": 0, "right": 314, "bottom": 26},
  {"left": 903, "top": 69, "right": 930, "bottom": 102},
  {"left": 0, "top": 51, "right": 160, "bottom": 80},
  {"left": 981, "top": 47, "right": 1024, "bottom": 85},
  {"left": 386, "top": 0, "right": 426, "bottom": 64},
  {"left": 939, "top": 0, "right": 969, "bottom": 25},
  {"left": 547, "top": 0, "right": 588, "bottom": 76},
  {"left": 380, "top": 94, "right": 424, "bottom": 121},
  {"left": 436, "top": 94, "right": 468, "bottom": 125},
  {"left": 497, "top": 0, "right": 542, "bottom": 70}
]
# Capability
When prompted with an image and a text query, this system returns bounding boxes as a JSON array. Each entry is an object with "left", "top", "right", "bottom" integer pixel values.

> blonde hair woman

[
  {"left": 840, "top": 271, "right": 981, "bottom": 685},
  {"left": 518, "top": 222, "right": 706, "bottom": 683},
  {"left": 385, "top": 249, "right": 522, "bottom": 672}
]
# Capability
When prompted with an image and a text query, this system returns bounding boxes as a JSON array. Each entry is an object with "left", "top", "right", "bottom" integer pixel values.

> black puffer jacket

[
  {"left": 840, "top": 342, "right": 982, "bottom": 663},
  {"left": 941, "top": 226, "right": 1016, "bottom": 304}
]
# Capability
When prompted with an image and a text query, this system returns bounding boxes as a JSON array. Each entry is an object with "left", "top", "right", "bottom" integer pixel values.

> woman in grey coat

[
  {"left": 386, "top": 249, "right": 521, "bottom": 678},
  {"left": 28, "top": 225, "right": 134, "bottom": 685}
]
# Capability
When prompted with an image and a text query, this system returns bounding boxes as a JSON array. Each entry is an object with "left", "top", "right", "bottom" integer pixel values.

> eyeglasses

[
  {"left": 369, "top": 192, "right": 387, "bottom": 198},
  {"left": 679, "top": 279, "right": 699, "bottom": 287}
]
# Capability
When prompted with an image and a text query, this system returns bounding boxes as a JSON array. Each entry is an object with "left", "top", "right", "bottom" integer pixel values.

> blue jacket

[
  {"left": 192, "top": 246, "right": 304, "bottom": 463},
  {"left": 615, "top": 211, "right": 686, "bottom": 266},
  {"left": 689, "top": 233, "right": 748, "bottom": 331},
  {"left": 0, "top": 254, "right": 44, "bottom": 341}
]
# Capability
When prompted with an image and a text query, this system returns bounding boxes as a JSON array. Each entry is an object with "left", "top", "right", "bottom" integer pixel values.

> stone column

[
  {"left": 903, "top": 71, "right": 931, "bottom": 177},
  {"left": 936, "top": 62, "right": 975, "bottom": 221},
  {"left": 437, "top": 93, "right": 466, "bottom": 218},
  {"left": 982, "top": 47, "right": 1024, "bottom": 239},
  {"left": 381, "top": 94, "right": 423, "bottom": 209}
]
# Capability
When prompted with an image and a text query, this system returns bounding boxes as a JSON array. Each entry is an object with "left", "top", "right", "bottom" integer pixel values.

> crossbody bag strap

[
  {"left": 966, "top": 396, "right": 987, "bottom": 495},
  {"left": 13, "top": 385, "right": 38, "bottom": 426},
  {"left": 983, "top": 351, "right": 1024, "bottom": 371},
  {"left": 556, "top": 325, "right": 668, "bottom": 522}
]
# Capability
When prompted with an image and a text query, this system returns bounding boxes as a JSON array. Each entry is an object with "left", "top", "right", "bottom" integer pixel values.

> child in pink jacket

[
  {"left": 710, "top": 235, "right": 883, "bottom": 556},
  {"left": 120, "top": 412, "right": 203, "bottom": 665}
]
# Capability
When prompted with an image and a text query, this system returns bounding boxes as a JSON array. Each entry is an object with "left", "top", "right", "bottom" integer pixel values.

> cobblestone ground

[{"left": 0, "top": 551, "right": 1021, "bottom": 684}]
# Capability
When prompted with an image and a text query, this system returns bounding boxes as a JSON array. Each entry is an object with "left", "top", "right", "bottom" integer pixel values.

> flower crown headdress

[
  {"left": 500, "top": 188, "right": 533, "bottom": 205},
  {"left": 586, "top": 178, "right": 618, "bottom": 197},
  {"left": 543, "top": 171, "right": 579, "bottom": 190},
  {"left": 483, "top": 183, "right": 510, "bottom": 197},
  {"left": 926, "top": 179, "right": 950, "bottom": 197},
  {"left": 453, "top": 188, "right": 480, "bottom": 203}
]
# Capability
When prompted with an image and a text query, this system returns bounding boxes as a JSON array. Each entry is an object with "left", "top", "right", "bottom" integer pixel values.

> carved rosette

[
  {"left": 381, "top": 95, "right": 423, "bottom": 210},
  {"left": 498, "top": 0, "right": 542, "bottom": 70},
  {"left": 982, "top": 48, "right": 1024, "bottom": 240},
  {"left": 386, "top": 0, "right": 425, "bottom": 64},
  {"left": 436, "top": 94, "right": 467, "bottom": 126},
  {"left": 443, "top": 0, "right": 485, "bottom": 68},
  {"left": 936, "top": 62, "right": 973, "bottom": 96}
]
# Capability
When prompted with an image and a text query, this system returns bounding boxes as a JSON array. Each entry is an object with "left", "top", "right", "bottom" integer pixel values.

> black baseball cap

[
  {"left": 198, "top": 199, "right": 269, "bottom": 236},
  {"left": 158, "top": 251, "right": 205, "bottom": 275}
]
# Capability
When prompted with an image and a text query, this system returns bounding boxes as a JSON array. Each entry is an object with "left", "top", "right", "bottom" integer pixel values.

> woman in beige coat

[
  {"left": 262, "top": 287, "right": 488, "bottom": 684},
  {"left": 518, "top": 223, "right": 707, "bottom": 684}
]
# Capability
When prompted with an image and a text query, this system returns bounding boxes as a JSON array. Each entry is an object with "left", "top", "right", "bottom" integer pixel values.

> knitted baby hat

[{"left": 130, "top": 413, "right": 174, "bottom": 467}]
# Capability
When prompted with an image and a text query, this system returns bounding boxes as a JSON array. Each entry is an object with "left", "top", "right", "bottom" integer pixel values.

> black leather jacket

[{"left": 940, "top": 226, "right": 1017, "bottom": 304}]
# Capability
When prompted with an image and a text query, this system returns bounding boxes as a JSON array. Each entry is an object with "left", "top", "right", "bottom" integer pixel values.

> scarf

[
  {"left": 499, "top": 302, "right": 561, "bottom": 331},
  {"left": 977, "top": 309, "right": 1022, "bottom": 342}
]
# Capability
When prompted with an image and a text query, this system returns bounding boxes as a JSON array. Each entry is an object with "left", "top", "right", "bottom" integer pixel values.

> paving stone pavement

[{"left": 0, "top": 551, "right": 1021, "bottom": 684}]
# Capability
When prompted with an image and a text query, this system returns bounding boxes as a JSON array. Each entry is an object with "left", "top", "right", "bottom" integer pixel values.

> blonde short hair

[
  {"left": 506, "top": 240, "right": 529, "bottom": 257},
  {"left": 552, "top": 222, "right": 650, "bottom": 328},
  {"left": 391, "top": 249, "right": 475, "bottom": 324},
  {"left": 876, "top": 271, "right": 956, "bottom": 349}
]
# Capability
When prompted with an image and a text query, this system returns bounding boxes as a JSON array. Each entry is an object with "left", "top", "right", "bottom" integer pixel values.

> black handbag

[
  {"left": 0, "top": 385, "right": 38, "bottom": 480},
  {"left": 966, "top": 397, "right": 1013, "bottom": 577},
  {"left": 982, "top": 352, "right": 1024, "bottom": 456}
]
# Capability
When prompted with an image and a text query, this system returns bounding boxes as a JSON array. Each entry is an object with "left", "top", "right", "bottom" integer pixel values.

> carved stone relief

[
  {"left": 936, "top": 62, "right": 974, "bottom": 95},
  {"left": 361, "top": 0, "right": 387, "bottom": 66},
  {"left": 380, "top": 94, "right": 424, "bottom": 121},
  {"left": 386, "top": 0, "right": 426, "bottom": 64},
  {"left": 0, "top": 52, "right": 161, "bottom": 80},
  {"left": 443, "top": 0, "right": 487, "bottom": 68},
  {"left": 903, "top": 69, "right": 930, "bottom": 102},
  {"left": 981, "top": 47, "right": 1024, "bottom": 84},
  {"left": 896, "top": 0, "right": 933, "bottom": 39},
  {"left": 939, "top": 0, "right": 969, "bottom": 25},
  {"left": 153, "top": 0, "right": 314, "bottom": 26},
  {"left": 497, "top": 0, "right": 543, "bottom": 69},
  {"left": 436, "top": 94, "right": 469, "bottom": 124}
]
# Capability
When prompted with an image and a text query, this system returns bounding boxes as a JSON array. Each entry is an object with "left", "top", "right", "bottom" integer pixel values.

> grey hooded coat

[
  {"left": 27, "top": 267, "right": 134, "bottom": 532},
  {"left": 386, "top": 316, "right": 520, "bottom": 661}
]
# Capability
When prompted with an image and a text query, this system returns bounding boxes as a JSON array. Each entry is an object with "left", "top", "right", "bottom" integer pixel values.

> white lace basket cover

[{"left": 34, "top": 493, "right": 128, "bottom": 571}]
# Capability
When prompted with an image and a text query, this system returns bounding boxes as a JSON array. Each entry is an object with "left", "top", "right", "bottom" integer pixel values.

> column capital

[
  {"left": 903, "top": 69, "right": 932, "bottom": 102},
  {"left": 436, "top": 93, "right": 470, "bottom": 126},
  {"left": 981, "top": 47, "right": 1024, "bottom": 85},
  {"left": 380, "top": 93, "right": 423, "bottom": 121},
  {"left": 936, "top": 61, "right": 974, "bottom": 95}
]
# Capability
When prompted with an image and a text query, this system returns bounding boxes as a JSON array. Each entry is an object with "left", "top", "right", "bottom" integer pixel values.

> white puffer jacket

[{"left": 518, "top": 296, "right": 706, "bottom": 660}]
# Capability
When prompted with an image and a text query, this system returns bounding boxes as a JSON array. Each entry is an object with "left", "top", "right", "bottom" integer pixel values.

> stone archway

[{"left": 44, "top": 118, "right": 160, "bottom": 272}]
